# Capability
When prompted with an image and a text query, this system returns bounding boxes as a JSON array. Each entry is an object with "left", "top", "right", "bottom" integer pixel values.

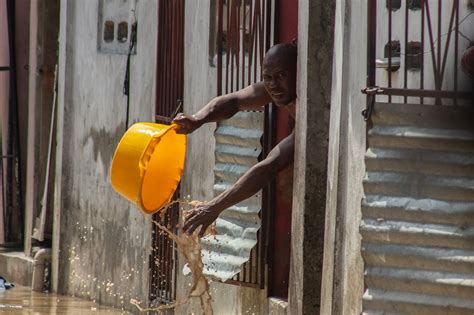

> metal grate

[
  {"left": 1, "top": 0, "right": 23, "bottom": 246},
  {"left": 213, "top": 0, "right": 274, "bottom": 288},
  {"left": 366, "top": 0, "right": 473, "bottom": 105},
  {"left": 149, "top": 0, "right": 184, "bottom": 305}
]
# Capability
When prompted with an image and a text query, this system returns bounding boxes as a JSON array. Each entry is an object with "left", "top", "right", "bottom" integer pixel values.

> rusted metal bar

[
  {"left": 454, "top": 0, "right": 459, "bottom": 106},
  {"left": 404, "top": 2, "right": 409, "bottom": 104},
  {"left": 217, "top": 0, "right": 223, "bottom": 96},
  {"left": 420, "top": 0, "right": 425, "bottom": 104},
  {"left": 425, "top": 2, "right": 440, "bottom": 91},
  {"left": 367, "top": 0, "right": 376, "bottom": 88},
  {"left": 388, "top": 0, "right": 392, "bottom": 102},
  {"left": 242, "top": 0, "right": 247, "bottom": 90},
  {"left": 439, "top": 2, "right": 456, "bottom": 93},
  {"left": 6, "top": 0, "right": 23, "bottom": 245},
  {"left": 261, "top": 0, "right": 273, "bottom": 289},
  {"left": 225, "top": 0, "right": 231, "bottom": 94},
  {"left": 378, "top": 87, "right": 472, "bottom": 99},
  {"left": 0, "top": 66, "right": 9, "bottom": 71},
  {"left": 437, "top": 0, "right": 441, "bottom": 92}
]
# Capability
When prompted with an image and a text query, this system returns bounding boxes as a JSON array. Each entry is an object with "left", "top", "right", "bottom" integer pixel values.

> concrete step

[
  {"left": 365, "top": 267, "right": 474, "bottom": 300},
  {"left": 362, "top": 242, "right": 474, "bottom": 275},
  {"left": 368, "top": 126, "right": 474, "bottom": 153},
  {"left": 365, "top": 148, "right": 474, "bottom": 177},
  {"left": 363, "top": 171, "right": 474, "bottom": 202},
  {"left": 363, "top": 288, "right": 474, "bottom": 315},
  {"left": 362, "top": 195, "right": 474, "bottom": 226},
  {"left": 372, "top": 102, "right": 474, "bottom": 130},
  {"left": 360, "top": 219, "right": 474, "bottom": 250}
]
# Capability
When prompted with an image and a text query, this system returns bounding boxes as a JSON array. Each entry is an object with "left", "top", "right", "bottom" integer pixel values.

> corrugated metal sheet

[
  {"left": 361, "top": 102, "right": 474, "bottom": 315},
  {"left": 201, "top": 110, "right": 264, "bottom": 281}
]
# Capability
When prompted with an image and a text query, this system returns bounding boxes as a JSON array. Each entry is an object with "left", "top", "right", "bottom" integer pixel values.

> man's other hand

[
  {"left": 183, "top": 203, "right": 220, "bottom": 237},
  {"left": 172, "top": 113, "right": 202, "bottom": 134}
]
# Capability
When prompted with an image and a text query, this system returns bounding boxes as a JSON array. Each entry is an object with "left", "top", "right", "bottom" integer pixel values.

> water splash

[{"left": 130, "top": 199, "right": 214, "bottom": 315}]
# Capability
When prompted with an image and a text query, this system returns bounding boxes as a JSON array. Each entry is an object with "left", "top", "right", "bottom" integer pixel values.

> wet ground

[{"left": 0, "top": 286, "right": 129, "bottom": 314}]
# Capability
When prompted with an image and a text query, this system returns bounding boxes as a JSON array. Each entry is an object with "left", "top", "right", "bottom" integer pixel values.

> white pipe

[{"left": 32, "top": 248, "right": 51, "bottom": 292}]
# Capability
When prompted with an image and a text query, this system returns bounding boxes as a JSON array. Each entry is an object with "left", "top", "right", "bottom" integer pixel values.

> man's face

[{"left": 262, "top": 56, "right": 296, "bottom": 107}]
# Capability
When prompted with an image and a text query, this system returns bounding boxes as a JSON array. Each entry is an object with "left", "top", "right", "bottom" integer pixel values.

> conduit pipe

[{"left": 31, "top": 248, "right": 51, "bottom": 292}]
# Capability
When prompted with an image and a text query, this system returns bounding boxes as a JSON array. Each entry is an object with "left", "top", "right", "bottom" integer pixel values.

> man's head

[{"left": 262, "top": 43, "right": 297, "bottom": 107}]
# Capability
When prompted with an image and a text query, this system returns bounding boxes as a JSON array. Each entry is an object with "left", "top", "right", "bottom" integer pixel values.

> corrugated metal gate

[
  {"left": 361, "top": 1, "right": 474, "bottom": 314},
  {"left": 149, "top": 0, "right": 184, "bottom": 305},
  {"left": 200, "top": 0, "right": 274, "bottom": 287}
]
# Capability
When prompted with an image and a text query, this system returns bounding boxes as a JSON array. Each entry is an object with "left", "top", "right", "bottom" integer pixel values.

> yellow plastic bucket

[{"left": 110, "top": 123, "right": 186, "bottom": 214}]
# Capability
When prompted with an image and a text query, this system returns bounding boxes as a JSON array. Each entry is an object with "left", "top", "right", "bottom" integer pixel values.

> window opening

[
  {"left": 117, "top": 22, "right": 128, "bottom": 43},
  {"left": 406, "top": 41, "right": 422, "bottom": 70},
  {"left": 386, "top": 0, "right": 401, "bottom": 11},
  {"left": 408, "top": 0, "right": 422, "bottom": 11},
  {"left": 103, "top": 21, "right": 114, "bottom": 42}
]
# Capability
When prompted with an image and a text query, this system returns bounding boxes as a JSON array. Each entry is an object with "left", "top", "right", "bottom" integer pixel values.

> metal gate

[
  {"left": 202, "top": 0, "right": 274, "bottom": 288},
  {"left": 0, "top": 0, "right": 23, "bottom": 246},
  {"left": 361, "top": 1, "right": 474, "bottom": 313},
  {"left": 149, "top": 0, "right": 184, "bottom": 305},
  {"left": 363, "top": 0, "right": 473, "bottom": 117}
]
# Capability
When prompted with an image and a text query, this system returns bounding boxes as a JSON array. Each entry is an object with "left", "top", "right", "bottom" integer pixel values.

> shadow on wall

[{"left": 81, "top": 123, "right": 125, "bottom": 176}]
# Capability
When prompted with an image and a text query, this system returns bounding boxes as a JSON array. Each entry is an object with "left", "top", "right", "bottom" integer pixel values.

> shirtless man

[{"left": 173, "top": 43, "right": 297, "bottom": 237}]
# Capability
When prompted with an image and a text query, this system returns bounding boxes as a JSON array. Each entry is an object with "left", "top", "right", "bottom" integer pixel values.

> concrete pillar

[{"left": 288, "top": 0, "right": 336, "bottom": 314}]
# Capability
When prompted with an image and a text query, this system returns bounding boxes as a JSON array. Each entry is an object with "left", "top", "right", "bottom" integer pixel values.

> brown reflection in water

[{"left": 0, "top": 286, "right": 127, "bottom": 314}]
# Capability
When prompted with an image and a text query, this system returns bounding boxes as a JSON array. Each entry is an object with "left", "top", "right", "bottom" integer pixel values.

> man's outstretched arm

[
  {"left": 183, "top": 130, "right": 295, "bottom": 237},
  {"left": 172, "top": 82, "right": 272, "bottom": 134}
]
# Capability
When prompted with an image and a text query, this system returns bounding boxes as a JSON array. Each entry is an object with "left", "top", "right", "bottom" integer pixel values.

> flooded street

[{"left": 0, "top": 286, "right": 128, "bottom": 314}]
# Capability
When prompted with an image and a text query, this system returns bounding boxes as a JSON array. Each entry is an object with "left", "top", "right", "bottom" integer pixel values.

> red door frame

[{"left": 268, "top": 0, "right": 298, "bottom": 299}]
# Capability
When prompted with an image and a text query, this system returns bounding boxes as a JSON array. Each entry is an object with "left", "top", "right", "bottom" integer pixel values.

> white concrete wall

[
  {"left": 54, "top": 0, "right": 157, "bottom": 312},
  {"left": 320, "top": 1, "right": 367, "bottom": 314}
]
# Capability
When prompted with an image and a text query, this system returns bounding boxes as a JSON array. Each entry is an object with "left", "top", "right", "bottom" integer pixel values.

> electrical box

[{"left": 98, "top": 0, "right": 136, "bottom": 54}]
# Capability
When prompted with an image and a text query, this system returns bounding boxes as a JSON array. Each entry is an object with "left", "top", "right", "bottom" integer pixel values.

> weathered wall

[
  {"left": 288, "top": 0, "right": 335, "bottom": 314},
  {"left": 54, "top": 0, "right": 157, "bottom": 312},
  {"left": 176, "top": 0, "right": 267, "bottom": 313},
  {"left": 320, "top": 1, "right": 367, "bottom": 314}
]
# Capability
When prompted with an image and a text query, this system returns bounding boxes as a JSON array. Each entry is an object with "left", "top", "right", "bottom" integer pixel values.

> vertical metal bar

[
  {"left": 217, "top": 0, "right": 223, "bottom": 95},
  {"left": 225, "top": 0, "right": 231, "bottom": 94},
  {"left": 404, "top": 1, "right": 409, "bottom": 103},
  {"left": 261, "top": 0, "right": 271, "bottom": 289},
  {"left": 6, "top": 0, "right": 23, "bottom": 244},
  {"left": 439, "top": 2, "right": 456, "bottom": 94},
  {"left": 424, "top": 2, "right": 438, "bottom": 92},
  {"left": 437, "top": 0, "right": 441, "bottom": 92},
  {"left": 367, "top": 1, "right": 377, "bottom": 87},
  {"left": 420, "top": 0, "right": 425, "bottom": 104},
  {"left": 388, "top": 0, "right": 392, "bottom": 102},
  {"left": 253, "top": 0, "right": 260, "bottom": 83},
  {"left": 454, "top": 0, "right": 459, "bottom": 106},
  {"left": 230, "top": 0, "right": 235, "bottom": 93},
  {"left": 241, "top": 0, "right": 248, "bottom": 88},
  {"left": 248, "top": 1, "right": 254, "bottom": 86},
  {"left": 235, "top": 1, "right": 240, "bottom": 92},
  {"left": 242, "top": 0, "right": 247, "bottom": 90}
]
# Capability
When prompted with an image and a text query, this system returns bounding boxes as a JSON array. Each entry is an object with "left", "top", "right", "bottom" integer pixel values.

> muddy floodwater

[{"left": 0, "top": 286, "right": 128, "bottom": 314}]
